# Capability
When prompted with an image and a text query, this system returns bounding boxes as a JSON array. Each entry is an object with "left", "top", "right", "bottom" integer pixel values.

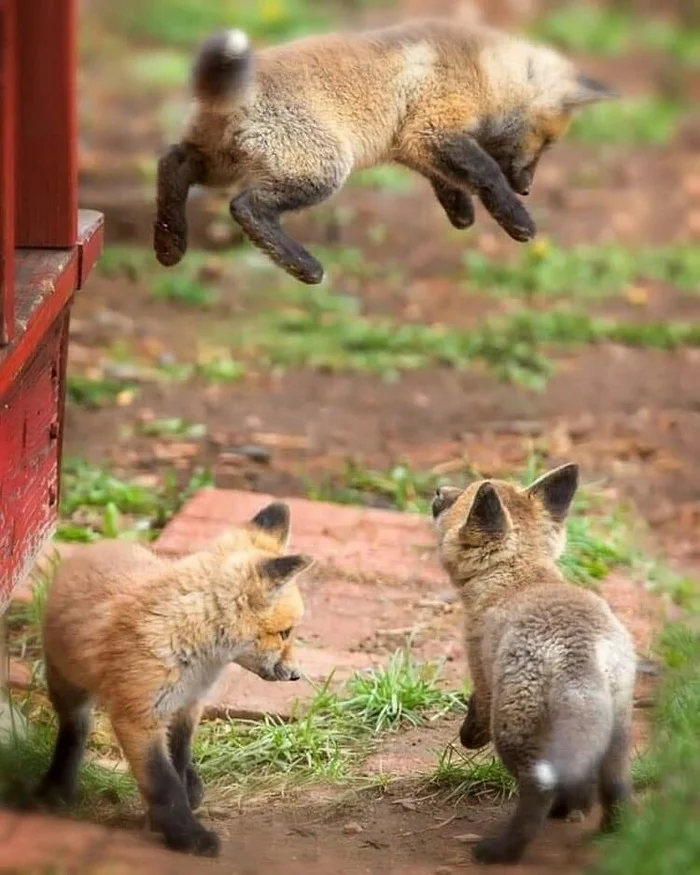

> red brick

[{"left": 155, "top": 489, "right": 442, "bottom": 585}]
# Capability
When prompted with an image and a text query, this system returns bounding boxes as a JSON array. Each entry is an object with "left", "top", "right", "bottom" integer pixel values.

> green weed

[
  {"left": 350, "top": 165, "right": 416, "bottom": 193},
  {"left": 152, "top": 273, "right": 218, "bottom": 308},
  {"left": 139, "top": 417, "right": 208, "bottom": 438},
  {"left": 570, "top": 98, "right": 683, "bottom": 146},
  {"left": 340, "top": 650, "right": 464, "bottom": 733},
  {"left": 67, "top": 374, "right": 136, "bottom": 410},
  {"left": 57, "top": 459, "right": 213, "bottom": 542},
  {"left": 464, "top": 242, "right": 700, "bottom": 301},
  {"left": 533, "top": 3, "right": 700, "bottom": 65},
  {"left": 427, "top": 744, "right": 516, "bottom": 804}
]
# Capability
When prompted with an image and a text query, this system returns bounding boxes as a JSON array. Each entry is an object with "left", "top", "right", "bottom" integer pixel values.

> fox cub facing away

[
  {"left": 154, "top": 19, "right": 616, "bottom": 283},
  {"left": 432, "top": 464, "right": 636, "bottom": 865},
  {"left": 38, "top": 502, "right": 314, "bottom": 857}
]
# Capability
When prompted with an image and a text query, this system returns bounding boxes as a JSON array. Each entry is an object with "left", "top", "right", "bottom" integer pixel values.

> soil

[{"left": 50, "top": 0, "right": 700, "bottom": 870}]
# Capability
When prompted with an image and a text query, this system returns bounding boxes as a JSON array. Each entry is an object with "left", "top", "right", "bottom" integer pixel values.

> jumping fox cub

[
  {"left": 39, "top": 502, "right": 314, "bottom": 857},
  {"left": 432, "top": 464, "right": 636, "bottom": 865},
  {"left": 154, "top": 19, "right": 616, "bottom": 283}
]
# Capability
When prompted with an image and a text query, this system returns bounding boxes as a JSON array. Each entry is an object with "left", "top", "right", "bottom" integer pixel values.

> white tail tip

[
  {"left": 224, "top": 29, "right": 249, "bottom": 57},
  {"left": 533, "top": 760, "right": 557, "bottom": 790}
]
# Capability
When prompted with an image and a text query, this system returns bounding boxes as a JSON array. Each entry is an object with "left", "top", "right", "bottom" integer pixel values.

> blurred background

[{"left": 66, "top": 0, "right": 699, "bottom": 579}]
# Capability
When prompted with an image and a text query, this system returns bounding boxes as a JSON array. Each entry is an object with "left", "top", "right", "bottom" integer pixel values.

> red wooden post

[
  {"left": 15, "top": 0, "right": 78, "bottom": 247},
  {"left": 0, "top": 0, "right": 16, "bottom": 343}
]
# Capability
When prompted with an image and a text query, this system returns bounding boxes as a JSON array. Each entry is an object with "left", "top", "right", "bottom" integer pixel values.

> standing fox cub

[
  {"left": 432, "top": 464, "right": 636, "bottom": 865},
  {"left": 38, "top": 502, "right": 314, "bottom": 857},
  {"left": 154, "top": 19, "right": 616, "bottom": 283}
]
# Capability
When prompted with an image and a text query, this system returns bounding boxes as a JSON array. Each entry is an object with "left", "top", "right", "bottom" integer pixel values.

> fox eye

[{"left": 279, "top": 628, "right": 292, "bottom": 640}]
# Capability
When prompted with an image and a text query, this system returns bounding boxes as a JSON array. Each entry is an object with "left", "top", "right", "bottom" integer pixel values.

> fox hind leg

[
  {"left": 168, "top": 704, "right": 204, "bottom": 811},
  {"left": 112, "top": 713, "right": 220, "bottom": 857},
  {"left": 37, "top": 661, "right": 93, "bottom": 807},
  {"left": 473, "top": 778, "right": 555, "bottom": 864}
]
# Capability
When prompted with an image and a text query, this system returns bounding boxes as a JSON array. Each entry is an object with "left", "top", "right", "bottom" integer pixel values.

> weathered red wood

[
  {"left": 0, "top": 0, "right": 17, "bottom": 343},
  {"left": 0, "top": 210, "right": 104, "bottom": 398},
  {"left": 15, "top": 0, "right": 77, "bottom": 247},
  {"left": 0, "top": 315, "right": 65, "bottom": 611}
]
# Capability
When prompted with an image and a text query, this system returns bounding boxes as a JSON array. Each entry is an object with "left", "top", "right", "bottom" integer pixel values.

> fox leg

[
  {"left": 429, "top": 135, "right": 536, "bottom": 242},
  {"left": 473, "top": 778, "right": 555, "bottom": 864},
  {"left": 459, "top": 691, "right": 491, "bottom": 749},
  {"left": 168, "top": 703, "right": 204, "bottom": 811},
  {"left": 153, "top": 142, "right": 207, "bottom": 268},
  {"left": 429, "top": 177, "right": 476, "bottom": 230},
  {"left": 37, "top": 660, "right": 93, "bottom": 807},
  {"left": 598, "top": 718, "right": 632, "bottom": 833},
  {"left": 230, "top": 175, "right": 345, "bottom": 285},
  {"left": 111, "top": 713, "right": 220, "bottom": 857}
]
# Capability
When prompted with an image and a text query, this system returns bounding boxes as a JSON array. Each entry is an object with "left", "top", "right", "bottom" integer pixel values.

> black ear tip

[{"left": 251, "top": 501, "right": 290, "bottom": 530}]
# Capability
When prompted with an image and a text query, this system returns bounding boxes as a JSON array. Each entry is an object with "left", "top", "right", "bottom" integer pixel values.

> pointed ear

[
  {"left": 460, "top": 482, "right": 508, "bottom": 544},
  {"left": 260, "top": 554, "right": 314, "bottom": 597},
  {"left": 564, "top": 75, "right": 619, "bottom": 110},
  {"left": 526, "top": 463, "right": 579, "bottom": 522},
  {"left": 250, "top": 501, "right": 291, "bottom": 547}
]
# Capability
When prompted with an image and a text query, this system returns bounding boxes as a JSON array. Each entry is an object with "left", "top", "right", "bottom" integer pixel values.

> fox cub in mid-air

[
  {"left": 432, "top": 464, "right": 636, "bottom": 865},
  {"left": 154, "top": 19, "right": 616, "bottom": 283},
  {"left": 38, "top": 502, "right": 314, "bottom": 857}
]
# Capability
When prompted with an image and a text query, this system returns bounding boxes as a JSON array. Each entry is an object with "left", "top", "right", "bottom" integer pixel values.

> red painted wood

[
  {"left": 0, "top": 210, "right": 104, "bottom": 398},
  {"left": 0, "top": 314, "right": 65, "bottom": 611},
  {"left": 0, "top": 0, "right": 17, "bottom": 343},
  {"left": 15, "top": 0, "right": 77, "bottom": 247}
]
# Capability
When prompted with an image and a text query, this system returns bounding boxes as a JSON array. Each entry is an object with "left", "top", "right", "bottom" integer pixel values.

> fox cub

[
  {"left": 432, "top": 464, "right": 636, "bottom": 865},
  {"left": 38, "top": 502, "right": 314, "bottom": 857},
  {"left": 154, "top": 19, "right": 616, "bottom": 283}
]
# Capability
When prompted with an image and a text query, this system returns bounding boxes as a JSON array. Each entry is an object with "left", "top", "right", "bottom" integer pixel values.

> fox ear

[
  {"left": 260, "top": 554, "right": 314, "bottom": 597},
  {"left": 564, "top": 75, "right": 619, "bottom": 110},
  {"left": 250, "top": 501, "right": 291, "bottom": 547},
  {"left": 527, "top": 463, "right": 579, "bottom": 522},
  {"left": 460, "top": 482, "right": 508, "bottom": 545}
]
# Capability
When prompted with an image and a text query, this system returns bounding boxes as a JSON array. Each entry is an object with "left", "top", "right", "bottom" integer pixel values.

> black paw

[
  {"left": 445, "top": 192, "right": 476, "bottom": 230},
  {"left": 153, "top": 220, "right": 186, "bottom": 267},
  {"left": 503, "top": 204, "right": 537, "bottom": 243},
  {"left": 289, "top": 256, "right": 324, "bottom": 285},
  {"left": 185, "top": 766, "right": 204, "bottom": 811},
  {"left": 473, "top": 836, "right": 524, "bottom": 865},
  {"left": 34, "top": 778, "right": 76, "bottom": 810},
  {"left": 164, "top": 823, "right": 221, "bottom": 857},
  {"left": 459, "top": 695, "right": 490, "bottom": 749}
]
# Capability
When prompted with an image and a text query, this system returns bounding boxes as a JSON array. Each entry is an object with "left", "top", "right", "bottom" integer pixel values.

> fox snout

[{"left": 255, "top": 660, "right": 300, "bottom": 682}]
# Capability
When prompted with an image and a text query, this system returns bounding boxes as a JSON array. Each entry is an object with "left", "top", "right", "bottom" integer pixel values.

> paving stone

[{"left": 155, "top": 488, "right": 442, "bottom": 585}]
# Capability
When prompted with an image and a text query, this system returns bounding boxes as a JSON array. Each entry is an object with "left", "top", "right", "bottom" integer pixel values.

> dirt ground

[{"left": 53, "top": 0, "right": 700, "bottom": 870}]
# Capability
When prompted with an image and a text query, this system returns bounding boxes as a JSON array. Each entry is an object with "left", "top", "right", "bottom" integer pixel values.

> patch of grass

[
  {"left": 194, "top": 649, "right": 464, "bottom": 796},
  {"left": 427, "top": 744, "right": 516, "bottom": 805},
  {"left": 593, "top": 622, "right": 700, "bottom": 875},
  {"left": 532, "top": 3, "right": 700, "bottom": 65},
  {"left": 0, "top": 721, "right": 136, "bottom": 810},
  {"left": 464, "top": 241, "right": 700, "bottom": 301},
  {"left": 194, "top": 351, "right": 247, "bottom": 383},
  {"left": 139, "top": 417, "right": 208, "bottom": 438},
  {"left": 57, "top": 459, "right": 213, "bottom": 542},
  {"left": 570, "top": 98, "right": 684, "bottom": 146},
  {"left": 152, "top": 273, "right": 218, "bottom": 308},
  {"left": 350, "top": 165, "right": 416, "bottom": 193},
  {"left": 110, "top": 0, "right": 329, "bottom": 47},
  {"left": 96, "top": 245, "right": 154, "bottom": 280},
  {"left": 128, "top": 49, "right": 190, "bottom": 87},
  {"left": 67, "top": 374, "right": 137, "bottom": 410},
  {"left": 340, "top": 650, "right": 463, "bottom": 733}
]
